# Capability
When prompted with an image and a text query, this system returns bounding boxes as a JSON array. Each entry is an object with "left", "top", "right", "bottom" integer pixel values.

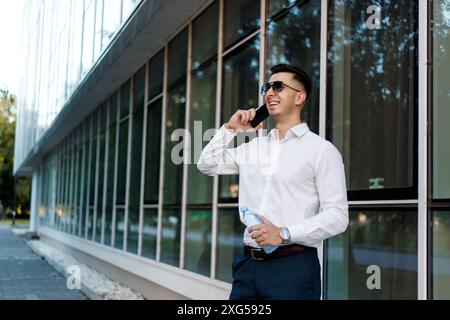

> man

[{"left": 197, "top": 64, "right": 349, "bottom": 300}]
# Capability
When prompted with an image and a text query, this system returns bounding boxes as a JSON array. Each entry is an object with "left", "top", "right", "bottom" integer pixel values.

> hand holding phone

[
  {"left": 225, "top": 105, "right": 269, "bottom": 131},
  {"left": 250, "top": 104, "right": 269, "bottom": 128}
]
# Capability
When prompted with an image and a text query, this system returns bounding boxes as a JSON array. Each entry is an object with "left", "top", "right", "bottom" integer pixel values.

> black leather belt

[{"left": 244, "top": 244, "right": 312, "bottom": 261}]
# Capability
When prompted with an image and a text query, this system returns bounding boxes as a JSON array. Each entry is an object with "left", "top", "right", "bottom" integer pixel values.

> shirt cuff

[
  {"left": 219, "top": 123, "right": 237, "bottom": 144},
  {"left": 287, "top": 223, "right": 308, "bottom": 244}
]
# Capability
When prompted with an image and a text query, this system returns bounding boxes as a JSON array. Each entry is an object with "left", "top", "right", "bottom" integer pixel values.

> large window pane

[
  {"left": 141, "top": 209, "right": 158, "bottom": 259},
  {"left": 120, "top": 80, "right": 131, "bottom": 117},
  {"left": 223, "top": 0, "right": 260, "bottom": 49},
  {"left": 144, "top": 99, "right": 162, "bottom": 204},
  {"left": 168, "top": 28, "right": 188, "bottom": 86},
  {"left": 114, "top": 209, "right": 125, "bottom": 250},
  {"left": 81, "top": 0, "right": 95, "bottom": 77},
  {"left": 148, "top": 49, "right": 164, "bottom": 100},
  {"left": 129, "top": 67, "right": 145, "bottom": 207},
  {"left": 116, "top": 120, "right": 128, "bottom": 205},
  {"left": 102, "top": 0, "right": 121, "bottom": 50},
  {"left": 327, "top": 210, "right": 418, "bottom": 299},
  {"left": 215, "top": 208, "right": 245, "bottom": 283},
  {"left": 163, "top": 84, "right": 186, "bottom": 205},
  {"left": 432, "top": 211, "right": 450, "bottom": 299},
  {"left": 188, "top": 63, "right": 216, "bottom": 204},
  {"left": 432, "top": 0, "right": 450, "bottom": 199},
  {"left": 266, "top": 1, "right": 321, "bottom": 132},
  {"left": 161, "top": 208, "right": 181, "bottom": 267},
  {"left": 192, "top": 1, "right": 218, "bottom": 69},
  {"left": 327, "top": 0, "right": 417, "bottom": 194},
  {"left": 126, "top": 208, "right": 139, "bottom": 254},
  {"left": 95, "top": 106, "right": 106, "bottom": 243},
  {"left": 104, "top": 92, "right": 118, "bottom": 245},
  {"left": 268, "top": 0, "right": 298, "bottom": 18},
  {"left": 184, "top": 209, "right": 212, "bottom": 276},
  {"left": 220, "top": 37, "right": 259, "bottom": 202}
]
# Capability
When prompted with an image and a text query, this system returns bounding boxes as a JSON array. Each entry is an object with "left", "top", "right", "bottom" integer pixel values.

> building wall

[
  {"left": 14, "top": 0, "right": 142, "bottom": 173},
  {"left": 16, "top": 0, "right": 450, "bottom": 299}
]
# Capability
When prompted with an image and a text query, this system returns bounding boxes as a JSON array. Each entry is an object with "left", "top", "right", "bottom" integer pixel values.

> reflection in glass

[
  {"left": 432, "top": 0, "right": 450, "bottom": 199},
  {"left": 189, "top": 64, "right": 216, "bottom": 204},
  {"left": 184, "top": 209, "right": 212, "bottom": 276},
  {"left": 223, "top": 0, "right": 260, "bottom": 49},
  {"left": 81, "top": 0, "right": 95, "bottom": 77},
  {"left": 327, "top": 0, "right": 417, "bottom": 192},
  {"left": 220, "top": 37, "right": 259, "bottom": 201},
  {"left": 148, "top": 49, "right": 164, "bottom": 100},
  {"left": 432, "top": 211, "right": 450, "bottom": 299},
  {"left": 327, "top": 210, "right": 417, "bottom": 299},
  {"left": 144, "top": 99, "right": 162, "bottom": 204},
  {"left": 266, "top": 1, "right": 321, "bottom": 132},
  {"left": 192, "top": 1, "right": 218, "bottom": 69},
  {"left": 120, "top": 80, "right": 131, "bottom": 117},
  {"left": 163, "top": 84, "right": 186, "bottom": 205},
  {"left": 215, "top": 209, "right": 245, "bottom": 283},
  {"left": 104, "top": 93, "right": 118, "bottom": 245},
  {"left": 102, "top": 0, "right": 122, "bottom": 50},
  {"left": 268, "top": 0, "right": 298, "bottom": 18},
  {"left": 129, "top": 68, "right": 145, "bottom": 207},
  {"left": 168, "top": 28, "right": 188, "bottom": 86},
  {"left": 116, "top": 120, "right": 128, "bottom": 205},
  {"left": 127, "top": 208, "right": 140, "bottom": 254},
  {"left": 161, "top": 209, "right": 181, "bottom": 267},
  {"left": 142, "top": 209, "right": 158, "bottom": 259},
  {"left": 114, "top": 209, "right": 125, "bottom": 250}
]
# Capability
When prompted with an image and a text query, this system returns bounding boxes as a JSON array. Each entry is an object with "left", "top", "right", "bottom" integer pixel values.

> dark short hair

[{"left": 270, "top": 64, "right": 312, "bottom": 101}]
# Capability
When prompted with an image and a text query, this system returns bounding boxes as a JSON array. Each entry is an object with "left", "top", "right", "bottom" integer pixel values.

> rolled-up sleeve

[
  {"left": 288, "top": 142, "right": 349, "bottom": 246},
  {"left": 197, "top": 124, "right": 242, "bottom": 176}
]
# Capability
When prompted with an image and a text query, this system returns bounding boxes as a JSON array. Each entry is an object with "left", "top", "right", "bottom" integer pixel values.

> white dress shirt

[{"left": 197, "top": 122, "right": 349, "bottom": 248}]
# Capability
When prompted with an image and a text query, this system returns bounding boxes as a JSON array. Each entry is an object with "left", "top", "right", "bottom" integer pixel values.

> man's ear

[{"left": 295, "top": 91, "right": 307, "bottom": 107}]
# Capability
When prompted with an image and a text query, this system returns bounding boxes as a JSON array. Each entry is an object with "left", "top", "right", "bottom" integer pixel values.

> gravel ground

[{"left": 12, "top": 229, "right": 144, "bottom": 300}]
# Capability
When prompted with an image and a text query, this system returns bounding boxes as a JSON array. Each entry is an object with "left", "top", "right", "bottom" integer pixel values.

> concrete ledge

[{"left": 38, "top": 227, "right": 231, "bottom": 299}]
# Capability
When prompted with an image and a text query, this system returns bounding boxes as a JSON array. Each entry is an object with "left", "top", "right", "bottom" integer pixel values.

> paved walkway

[{"left": 0, "top": 225, "right": 87, "bottom": 300}]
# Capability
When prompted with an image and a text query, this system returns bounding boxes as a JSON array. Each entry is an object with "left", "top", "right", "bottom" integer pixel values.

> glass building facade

[{"left": 14, "top": 0, "right": 450, "bottom": 299}]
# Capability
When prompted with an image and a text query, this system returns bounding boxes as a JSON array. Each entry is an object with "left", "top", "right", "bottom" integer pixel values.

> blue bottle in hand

[{"left": 240, "top": 206, "right": 277, "bottom": 254}]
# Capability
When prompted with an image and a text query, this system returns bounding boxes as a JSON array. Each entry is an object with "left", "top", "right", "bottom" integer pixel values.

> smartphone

[{"left": 250, "top": 104, "right": 269, "bottom": 128}]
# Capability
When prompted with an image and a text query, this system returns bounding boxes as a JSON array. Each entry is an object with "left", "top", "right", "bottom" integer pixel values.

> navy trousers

[{"left": 229, "top": 247, "right": 321, "bottom": 300}]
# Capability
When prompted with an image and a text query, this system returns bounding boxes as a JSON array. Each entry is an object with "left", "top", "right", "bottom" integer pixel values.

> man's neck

[{"left": 274, "top": 115, "right": 303, "bottom": 140}]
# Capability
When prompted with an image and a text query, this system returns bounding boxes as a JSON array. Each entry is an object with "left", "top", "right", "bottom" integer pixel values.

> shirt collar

[{"left": 268, "top": 122, "right": 310, "bottom": 141}]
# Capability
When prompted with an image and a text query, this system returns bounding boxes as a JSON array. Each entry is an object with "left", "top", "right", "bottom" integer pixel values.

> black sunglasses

[{"left": 260, "top": 80, "right": 301, "bottom": 96}]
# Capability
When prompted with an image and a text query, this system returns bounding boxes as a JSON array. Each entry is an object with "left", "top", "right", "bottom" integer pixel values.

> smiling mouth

[{"left": 268, "top": 101, "right": 280, "bottom": 107}]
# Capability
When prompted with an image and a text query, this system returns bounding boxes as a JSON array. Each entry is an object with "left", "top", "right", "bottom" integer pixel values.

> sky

[{"left": 0, "top": 0, "right": 24, "bottom": 95}]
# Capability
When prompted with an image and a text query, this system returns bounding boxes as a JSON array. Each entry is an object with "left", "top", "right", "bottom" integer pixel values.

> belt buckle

[{"left": 250, "top": 248, "right": 264, "bottom": 261}]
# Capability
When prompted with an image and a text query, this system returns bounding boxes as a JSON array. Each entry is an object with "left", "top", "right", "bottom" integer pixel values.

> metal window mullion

[
  {"left": 258, "top": 0, "right": 267, "bottom": 109},
  {"left": 73, "top": 129, "right": 80, "bottom": 235},
  {"left": 319, "top": 0, "right": 329, "bottom": 300},
  {"left": 222, "top": 29, "right": 261, "bottom": 58},
  {"left": 112, "top": 91, "right": 121, "bottom": 247},
  {"left": 147, "top": 92, "right": 163, "bottom": 106},
  {"left": 180, "top": 23, "right": 193, "bottom": 269},
  {"left": 156, "top": 44, "right": 169, "bottom": 262},
  {"left": 78, "top": 124, "right": 86, "bottom": 237},
  {"left": 93, "top": 109, "right": 101, "bottom": 241},
  {"left": 101, "top": 98, "right": 110, "bottom": 245},
  {"left": 143, "top": 204, "right": 159, "bottom": 209},
  {"left": 68, "top": 133, "right": 75, "bottom": 234},
  {"left": 211, "top": 0, "right": 225, "bottom": 280},
  {"left": 138, "top": 62, "right": 150, "bottom": 256},
  {"left": 62, "top": 139, "right": 68, "bottom": 231},
  {"left": 124, "top": 79, "right": 134, "bottom": 252},
  {"left": 92, "top": 0, "right": 97, "bottom": 64},
  {"left": 85, "top": 115, "right": 93, "bottom": 239},
  {"left": 418, "top": 0, "right": 428, "bottom": 301}
]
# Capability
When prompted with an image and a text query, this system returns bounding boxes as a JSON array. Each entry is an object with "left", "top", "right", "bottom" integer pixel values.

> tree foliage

[{"left": 0, "top": 88, "right": 17, "bottom": 217}]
